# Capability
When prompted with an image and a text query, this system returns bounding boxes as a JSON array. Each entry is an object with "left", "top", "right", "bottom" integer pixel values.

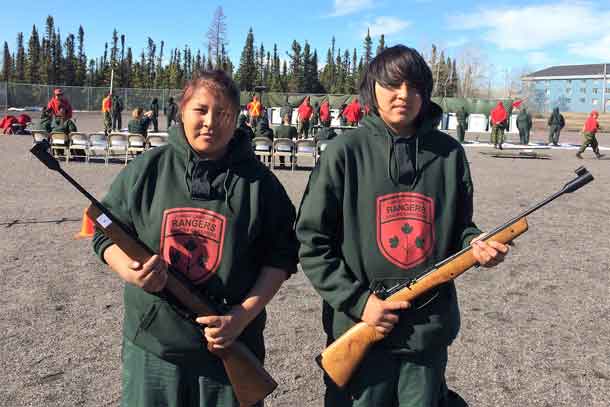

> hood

[
  {"left": 359, "top": 102, "right": 444, "bottom": 187},
  {"left": 168, "top": 124, "right": 256, "bottom": 209}
]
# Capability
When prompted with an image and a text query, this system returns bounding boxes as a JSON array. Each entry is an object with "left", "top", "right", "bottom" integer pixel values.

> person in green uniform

[
  {"left": 165, "top": 97, "right": 179, "bottom": 130},
  {"left": 50, "top": 108, "right": 77, "bottom": 134},
  {"left": 36, "top": 107, "right": 54, "bottom": 132},
  {"left": 237, "top": 113, "right": 255, "bottom": 140},
  {"left": 275, "top": 113, "right": 297, "bottom": 167},
  {"left": 516, "top": 108, "right": 532, "bottom": 145},
  {"left": 92, "top": 69, "right": 298, "bottom": 407},
  {"left": 127, "top": 108, "right": 153, "bottom": 138},
  {"left": 547, "top": 107, "right": 565, "bottom": 146},
  {"left": 112, "top": 93, "right": 124, "bottom": 131},
  {"left": 150, "top": 98, "right": 160, "bottom": 132},
  {"left": 576, "top": 110, "right": 604, "bottom": 159},
  {"left": 279, "top": 97, "right": 293, "bottom": 124},
  {"left": 296, "top": 45, "right": 509, "bottom": 407},
  {"left": 489, "top": 102, "right": 508, "bottom": 149},
  {"left": 455, "top": 106, "right": 468, "bottom": 143}
]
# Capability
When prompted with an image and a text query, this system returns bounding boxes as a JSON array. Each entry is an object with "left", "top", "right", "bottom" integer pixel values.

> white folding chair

[
  {"left": 147, "top": 135, "right": 168, "bottom": 149},
  {"left": 107, "top": 133, "right": 129, "bottom": 165},
  {"left": 272, "top": 138, "right": 295, "bottom": 170},
  {"left": 50, "top": 132, "right": 69, "bottom": 161},
  {"left": 67, "top": 132, "right": 89, "bottom": 162},
  {"left": 88, "top": 133, "right": 109, "bottom": 165},
  {"left": 252, "top": 137, "right": 273, "bottom": 168},
  {"left": 294, "top": 138, "right": 316, "bottom": 169},
  {"left": 127, "top": 133, "right": 146, "bottom": 160}
]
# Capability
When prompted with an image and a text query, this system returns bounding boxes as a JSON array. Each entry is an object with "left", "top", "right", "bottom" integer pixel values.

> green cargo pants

[
  {"left": 578, "top": 132, "right": 601, "bottom": 156},
  {"left": 324, "top": 346, "right": 449, "bottom": 407},
  {"left": 490, "top": 126, "right": 504, "bottom": 148},
  {"left": 456, "top": 123, "right": 466, "bottom": 143},
  {"left": 121, "top": 338, "right": 260, "bottom": 407}
]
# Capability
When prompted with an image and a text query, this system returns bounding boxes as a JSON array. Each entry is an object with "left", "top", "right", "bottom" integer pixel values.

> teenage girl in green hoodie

[
  {"left": 296, "top": 45, "right": 510, "bottom": 407},
  {"left": 93, "top": 70, "right": 298, "bottom": 407}
]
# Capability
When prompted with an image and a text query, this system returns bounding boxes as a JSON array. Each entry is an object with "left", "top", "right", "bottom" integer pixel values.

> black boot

[{"left": 576, "top": 152, "right": 583, "bottom": 159}]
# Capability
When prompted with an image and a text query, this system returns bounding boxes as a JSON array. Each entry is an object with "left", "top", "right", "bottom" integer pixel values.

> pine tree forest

[{"left": 1, "top": 12, "right": 460, "bottom": 97}]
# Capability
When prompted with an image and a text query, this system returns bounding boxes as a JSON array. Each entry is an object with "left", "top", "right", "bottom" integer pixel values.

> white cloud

[
  {"left": 448, "top": 2, "right": 610, "bottom": 51},
  {"left": 527, "top": 51, "right": 553, "bottom": 67},
  {"left": 363, "top": 17, "right": 411, "bottom": 37},
  {"left": 330, "top": 0, "right": 374, "bottom": 17},
  {"left": 568, "top": 34, "right": 610, "bottom": 60}
]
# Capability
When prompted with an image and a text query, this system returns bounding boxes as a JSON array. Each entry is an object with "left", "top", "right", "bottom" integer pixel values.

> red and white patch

[
  {"left": 160, "top": 208, "right": 226, "bottom": 285},
  {"left": 376, "top": 192, "right": 435, "bottom": 270}
]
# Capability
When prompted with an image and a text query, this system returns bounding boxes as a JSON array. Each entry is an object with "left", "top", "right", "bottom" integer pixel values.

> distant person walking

[
  {"left": 342, "top": 98, "right": 363, "bottom": 126},
  {"left": 164, "top": 97, "right": 178, "bottom": 129},
  {"left": 247, "top": 94, "right": 263, "bottom": 127},
  {"left": 102, "top": 92, "right": 112, "bottom": 135},
  {"left": 319, "top": 99, "right": 331, "bottom": 127},
  {"left": 490, "top": 102, "right": 508, "bottom": 149},
  {"left": 297, "top": 96, "right": 314, "bottom": 139},
  {"left": 456, "top": 106, "right": 468, "bottom": 143},
  {"left": 547, "top": 107, "right": 565, "bottom": 146},
  {"left": 111, "top": 93, "right": 124, "bottom": 131},
  {"left": 516, "top": 108, "right": 532, "bottom": 145},
  {"left": 576, "top": 110, "right": 604, "bottom": 159}
]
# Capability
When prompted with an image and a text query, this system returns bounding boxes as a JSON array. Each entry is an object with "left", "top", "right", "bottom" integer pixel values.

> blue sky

[{"left": 3, "top": 0, "right": 610, "bottom": 86}]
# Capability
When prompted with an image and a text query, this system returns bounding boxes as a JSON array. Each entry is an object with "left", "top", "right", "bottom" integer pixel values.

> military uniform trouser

[
  {"left": 578, "top": 133, "right": 600, "bottom": 155},
  {"left": 490, "top": 126, "right": 504, "bottom": 147},
  {"left": 112, "top": 113, "right": 122, "bottom": 131},
  {"left": 518, "top": 128, "right": 530, "bottom": 145},
  {"left": 121, "top": 338, "right": 261, "bottom": 407},
  {"left": 548, "top": 126, "right": 561, "bottom": 145},
  {"left": 456, "top": 123, "right": 466, "bottom": 143},
  {"left": 104, "top": 112, "right": 112, "bottom": 134},
  {"left": 298, "top": 120, "right": 310, "bottom": 139},
  {"left": 324, "top": 346, "right": 449, "bottom": 407},
  {"left": 167, "top": 117, "right": 177, "bottom": 130},
  {"left": 152, "top": 116, "right": 159, "bottom": 132}
]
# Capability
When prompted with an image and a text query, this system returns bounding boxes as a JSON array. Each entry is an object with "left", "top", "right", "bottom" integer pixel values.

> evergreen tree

[
  {"left": 64, "top": 33, "right": 76, "bottom": 85},
  {"left": 311, "top": 50, "right": 322, "bottom": 93},
  {"left": 207, "top": 6, "right": 227, "bottom": 69},
  {"left": 26, "top": 25, "right": 40, "bottom": 83},
  {"left": 2, "top": 42, "right": 12, "bottom": 81},
  {"left": 269, "top": 44, "right": 282, "bottom": 92},
  {"left": 75, "top": 26, "right": 86, "bottom": 86},
  {"left": 156, "top": 40, "right": 164, "bottom": 87},
  {"left": 235, "top": 28, "right": 256, "bottom": 91},
  {"left": 15, "top": 33, "right": 26, "bottom": 81},
  {"left": 302, "top": 41, "right": 313, "bottom": 92},
  {"left": 376, "top": 34, "right": 385, "bottom": 55},
  {"left": 363, "top": 28, "right": 372, "bottom": 67},
  {"left": 287, "top": 40, "right": 302, "bottom": 92},
  {"left": 258, "top": 43, "right": 265, "bottom": 85},
  {"left": 52, "top": 30, "right": 63, "bottom": 84},
  {"left": 319, "top": 47, "right": 334, "bottom": 93}
]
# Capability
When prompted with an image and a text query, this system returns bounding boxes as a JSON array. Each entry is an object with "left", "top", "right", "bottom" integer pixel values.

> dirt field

[{"left": 0, "top": 124, "right": 609, "bottom": 406}]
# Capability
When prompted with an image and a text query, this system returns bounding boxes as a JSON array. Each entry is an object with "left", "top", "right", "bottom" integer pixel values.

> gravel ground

[{"left": 0, "top": 123, "right": 608, "bottom": 406}]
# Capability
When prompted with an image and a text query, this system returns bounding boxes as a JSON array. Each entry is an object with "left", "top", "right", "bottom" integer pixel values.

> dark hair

[
  {"left": 179, "top": 70, "right": 240, "bottom": 117},
  {"left": 359, "top": 45, "right": 433, "bottom": 117}
]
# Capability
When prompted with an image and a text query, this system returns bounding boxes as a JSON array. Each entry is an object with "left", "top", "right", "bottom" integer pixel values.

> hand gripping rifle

[
  {"left": 30, "top": 141, "right": 277, "bottom": 407},
  {"left": 318, "top": 167, "right": 594, "bottom": 389}
]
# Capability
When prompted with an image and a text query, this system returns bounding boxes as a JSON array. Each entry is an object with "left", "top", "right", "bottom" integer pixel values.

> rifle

[
  {"left": 30, "top": 141, "right": 277, "bottom": 407},
  {"left": 317, "top": 167, "right": 594, "bottom": 388}
]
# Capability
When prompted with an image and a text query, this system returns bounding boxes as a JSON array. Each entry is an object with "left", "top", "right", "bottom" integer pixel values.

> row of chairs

[
  {"left": 31, "top": 130, "right": 168, "bottom": 165},
  {"left": 252, "top": 137, "right": 330, "bottom": 170}
]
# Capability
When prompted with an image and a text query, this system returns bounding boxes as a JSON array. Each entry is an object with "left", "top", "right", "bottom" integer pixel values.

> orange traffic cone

[{"left": 74, "top": 208, "right": 95, "bottom": 239}]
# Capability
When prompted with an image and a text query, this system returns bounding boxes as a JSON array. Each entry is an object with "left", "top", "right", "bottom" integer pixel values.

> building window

[
  {"left": 580, "top": 98, "right": 586, "bottom": 103},
  {"left": 592, "top": 88, "right": 598, "bottom": 94},
  {"left": 581, "top": 80, "right": 587, "bottom": 84},
  {"left": 580, "top": 88, "right": 587, "bottom": 93},
  {"left": 566, "top": 98, "right": 571, "bottom": 103},
  {"left": 592, "top": 99, "right": 599, "bottom": 105},
  {"left": 545, "top": 88, "right": 550, "bottom": 95},
  {"left": 567, "top": 80, "right": 572, "bottom": 84},
  {"left": 565, "top": 88, "right": 572, "bottom": 95}
]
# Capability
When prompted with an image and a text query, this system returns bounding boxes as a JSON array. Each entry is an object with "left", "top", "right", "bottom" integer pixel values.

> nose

[
  {"left": 203, "top": 110, "right": 215, "bottom": 128},
  {"left": 397, "top": 82, "right": 411, "bottom": 99}
]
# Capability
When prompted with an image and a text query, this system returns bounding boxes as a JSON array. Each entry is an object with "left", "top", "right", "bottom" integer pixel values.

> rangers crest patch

[
  {"left": 376, "top": 192, "right": 435, "bottom": 269},
  {"left": 160, "top": 208, "right": 226, "bottom": 285}
]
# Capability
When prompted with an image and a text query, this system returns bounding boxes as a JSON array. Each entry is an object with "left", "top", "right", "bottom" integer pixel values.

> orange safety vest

[
  {"left": 102, "top": 96, "right": 112, "bottom": 113},
  {"left": 248, "top": 100, "right": 262, "bottom": 117}
]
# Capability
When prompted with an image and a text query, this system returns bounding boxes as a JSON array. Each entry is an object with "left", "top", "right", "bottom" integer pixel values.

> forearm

[
  {"left": 102, "top": 244, "right": 136, "bottom": 283},
  {"left": 231, "top": 266, "right": 288, "bottom": 325}
]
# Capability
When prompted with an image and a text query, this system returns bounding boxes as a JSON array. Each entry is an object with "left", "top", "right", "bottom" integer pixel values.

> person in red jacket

[
  {"left": 47, "top": 88, "right": 73, "bottom": 120},
  {"left": 342, "top": 98, "right": 363, "bottom": 126},
  {"left": 319, "top": 99, "right": 331, "bottom": 127},
  {"left": 102, "top": 92, "right": 112, "bottom": 135},
  {"left": 489, "top": 102, "right": 508, "bottom": 149},
  {"left": 297, "top": 96, "right": 314, "bottom": 138},
  {"left": 576, "top": 110, "right": 604, "bottom": 159}
]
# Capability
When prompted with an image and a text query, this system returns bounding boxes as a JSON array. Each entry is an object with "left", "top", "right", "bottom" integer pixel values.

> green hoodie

[
  {"left": 296, "top": 103, "right": 481, "bottom": 353},
  {"left": 93, "top": 125, "right": 298, "bottom": 365}
]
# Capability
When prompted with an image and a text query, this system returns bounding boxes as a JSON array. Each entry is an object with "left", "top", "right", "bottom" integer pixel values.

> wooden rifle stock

[
  {"left": 318, "top": 165, "right": 594, "bottom": 389},
  {"left": 30, "top": 141, "right": 277, "bottom": 407},
  {"left": 317, "top": 218, "right": 528, "bottom": 388}
]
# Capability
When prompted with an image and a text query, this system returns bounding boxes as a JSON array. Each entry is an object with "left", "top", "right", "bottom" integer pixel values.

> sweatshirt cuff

[
  {"left": 461, "top": 227, "right": 483, "bottom": 249},
  {"left": 341, "top": 286, "right": 371, "bottom": 320}
]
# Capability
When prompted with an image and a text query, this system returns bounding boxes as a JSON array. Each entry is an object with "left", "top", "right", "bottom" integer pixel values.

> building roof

[{"left": 525, "top": 64, "right": 610, "bottom": 78}]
